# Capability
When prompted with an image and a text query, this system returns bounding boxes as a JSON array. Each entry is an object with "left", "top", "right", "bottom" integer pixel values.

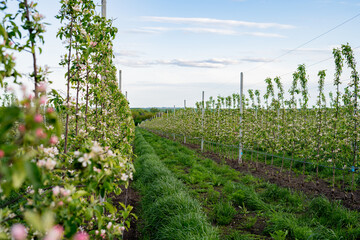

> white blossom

[
  {"left": 78, "top": 153, "right": 91, "bottom": 167},
  {"left": 73, "top": 5, "right": 81, "bottom": 12},
  {"left": 121, "top": 173, "right": 128, "bottom": 181},
  {"left": 91, "top": 141, "right": 103, "bottom": 155}
]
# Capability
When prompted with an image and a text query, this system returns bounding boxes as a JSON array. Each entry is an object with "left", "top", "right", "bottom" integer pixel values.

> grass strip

[
  {"left": 133, "top": 128, "right": 219, "bottom": 240},
  {"left": 139, "top": 127, "right": 360, "bottom": 240}
]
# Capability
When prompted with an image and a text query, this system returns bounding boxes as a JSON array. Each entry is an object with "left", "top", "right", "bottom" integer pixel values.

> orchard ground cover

[
  {"left": 132, "top": 128, "right": 219, "bottom": 240},
  {"left": 138, "top": 127, "right": 360, "bottom": 240},
  {"left": 147, "top": 128, "right": 360, "bottom": 211}
]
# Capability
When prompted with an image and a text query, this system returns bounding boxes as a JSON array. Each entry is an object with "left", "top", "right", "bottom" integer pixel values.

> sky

[{"left": 3, "top": 0, "right": 360, "bottom": 108}]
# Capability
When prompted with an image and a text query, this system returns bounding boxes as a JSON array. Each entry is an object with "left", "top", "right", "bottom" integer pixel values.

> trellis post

[
  {"left": 184, "top": 100, "right": 187, "bottom": 144},
  {"left": 119, "top": 70, "right": 122, "bottom": 92},
  {"left": 173, "top": 105, "right": 176, "bottom": 140},
  {"left": 101, "top": 0, "right": 106, "bottom": 18},
  {"left": 201, "top": 91, "right": 205, "bottom": 152},
  {"left": 239, "top": 72, "right": 243, "bottom": 164}
]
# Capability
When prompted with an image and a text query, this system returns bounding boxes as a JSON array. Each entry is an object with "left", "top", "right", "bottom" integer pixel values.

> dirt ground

[
  {"left": 112, "top": 184, "right": 142, "bottom": 240},
  {"left": 183, "top": 142, "right": 360, "bottom": 211},
  {"left": 120, "top": 131, "right": 360, "bottom": 240}
]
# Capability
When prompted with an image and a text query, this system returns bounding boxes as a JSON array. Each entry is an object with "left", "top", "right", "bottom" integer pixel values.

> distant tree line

[{"left": 132, "top": 108, "right": 162, "bottom": 125}]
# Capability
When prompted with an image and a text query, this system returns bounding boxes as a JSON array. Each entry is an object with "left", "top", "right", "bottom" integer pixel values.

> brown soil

[
  {"left": 141, "top": 129, "right": 360, "bottom": 240},
  {"left": 226, "top": 211, "right": 269, "bottom": 239},
  {"left": 182, "top": 142, "right": 360, "bottom": 211},
  {"left": 148, "top": 130, "right": 360, "bottom": 211},
  {"left": 196, "top": 187, "right": 270, "bottom": 239},
  {"left": 112, "top": 184, "right": 142, "bottom": 240}
]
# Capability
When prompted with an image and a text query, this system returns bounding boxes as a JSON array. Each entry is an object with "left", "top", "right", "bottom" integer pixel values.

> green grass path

[
  {"left": 133, "top": 128, "right": 219, "bottom": 240},
  {"left": 138, "top": 127, "right": 360, "bottom": 240}
]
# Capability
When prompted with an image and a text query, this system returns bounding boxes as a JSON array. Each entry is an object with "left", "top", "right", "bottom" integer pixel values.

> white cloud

[
  {"left": 126, "top": 27, "right": 286, "bottom": 38},
  {"left": 125, "top": 28, "right": 163, "bottom": 34},
  {"left": 161, "top": 58, "right": 239, "bottom": 68},
  {"left": 116, "top": 57, "right": 274, "bottom": 68},
  {"left": 116, "top": 58, "right": 239, "bottom": 68},
  {"left": 242, "top": 32, "right": 286, "bottom": 38},
  {"left": 181, "top": 27, "right": 238, "bottom": 35},
  {"left": 241, "top": 57, "right": 275, "bottom": 63},
  {"left": 127, "top": 80, "right": 236, "bottom": 88},
  {"left": 115, "top": 59, "right": 153, "bottom": 68},
  {"left": 142, "top": 16, "right": 296, "bottom": 29},
  {"left": 114, "top": 50, "right": 144, "bottom": 58}
]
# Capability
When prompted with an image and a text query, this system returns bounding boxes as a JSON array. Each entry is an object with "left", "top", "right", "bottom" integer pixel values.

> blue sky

[{"left": 4, "top": 0, "right": 360, "bottom": 107}]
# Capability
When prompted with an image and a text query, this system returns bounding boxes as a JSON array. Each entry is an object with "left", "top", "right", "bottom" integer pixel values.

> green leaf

[
  {"left": 42, "top": 211, "right": 55, "bottom": 232},
  {"left": 94, "top": 207, "right": 103, "bottom": 228},
  {"left": 12, "top": 164, "right": 26, "bottom": 189},
  {"left": 24, "top": 210, "right": 54, "bottom": 233},
  {"left": 104, "top": 181, "right": 113, "bottom": 191},
  {"left": 73, "top": 190, "right": 88, "bottom": 199},
  {"left": 0, "top": 233, "right": 8, "bottom": 239},
  {"left": 104, "top": 202, "right": 117, "bottom": 214},
  {"left": 24, "top": 211, "right": 43, "bottom": 232},
  {"left": 114, "top": 187, "right": 122, "bottom": 195},
  {"left": 0, "top": 23, "right": 7, "bottom": 39},
  {"left": 64, "top": 219, "right": 78, "bottom": 237},
  {"left": 25, "top": 161, "right": 42, "bottom": 189},
  {"left": 85, "top": 208, "right": 93, "bottom": 220},
  {"left": 0, "top": 106, "right": 21, "bottom": 137}
]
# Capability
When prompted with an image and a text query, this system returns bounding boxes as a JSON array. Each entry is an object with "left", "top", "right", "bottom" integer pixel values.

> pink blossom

[
  {"left": 106, "top": 222, "right": 112, "bottom": 229},
  {"left": 18, "top": 124, "right": 26, "bottom": 133},
  {"left": 28, "top": 94, "right": 34, "bottom": 100},
  {"left": 23, "top": 102, "right": 30, "bottom": 108},
  {"left": 36, "top": 128, "right": 47, "bottom": 138},
  {"left": 60, "top": 189, "right": 70, "bottom": 197},
  {"left": 44, "top": 225, "right": 64, "bottom": 240},
  {"left": 52, "top": 186, "right": 60, "bottom": 196},
  {"left": 0, "top": 150, "right": 4, "bottom": 158},
  {"left": 73, "top": 231, "right": 89, "bottom": 240},
  {"left": 58, "top": 201, "right": 64, "bottom": 206},
  {"left": 6, "top": 86, "right": 14, "bottom": 92},
  {"left": 33, "top": 13, "right": 44, "bottom": 20},
  {"left": 20, "top": 84, "right": 27, "bottom": 92},
  {"left": 47, "top": 107, "right": 55, "bottom": 114},
  {"left": 37, "top": 159, "right": 46, "bottom": 167},
  {"left": 50, "top": 136, "right": 58, "bottom": 145},
  {"left": 11, "top": 224, "right": 27, "bottom": 240},
  {"left": 38, "top": 82, "right": 47, "bottom": 92},
  {"left": 45, "top": 159, "right": 56, "bottom": 170},
  {"left": 40, "top": 96, "right": 47, "bottom": 105},
  {"left": 34, "top": 114, "right": 43, "bottom": 123}
]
